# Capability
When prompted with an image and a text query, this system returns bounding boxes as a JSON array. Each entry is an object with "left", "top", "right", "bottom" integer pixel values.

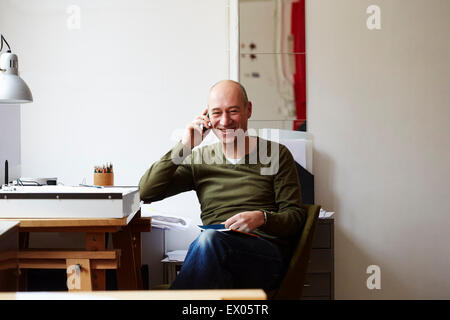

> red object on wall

[{"left": 291, "top": 0, "right": 306, "bottom": 130}]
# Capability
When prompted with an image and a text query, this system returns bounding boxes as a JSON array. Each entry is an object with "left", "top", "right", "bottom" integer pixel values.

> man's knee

[
  {"left": 197, "top": 229, "right": 222, "bottom": 246},
  {"left": 182, "top": 230, "right": 228, "bottom": 269}
]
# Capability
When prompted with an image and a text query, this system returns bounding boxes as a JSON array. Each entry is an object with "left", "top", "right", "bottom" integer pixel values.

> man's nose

[{"left": 219, "top": 113, "right": 231, "bottom": 126}]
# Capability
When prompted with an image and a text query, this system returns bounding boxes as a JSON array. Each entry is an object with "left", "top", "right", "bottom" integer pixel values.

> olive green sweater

[{"left": 139, "top": 137, "right": 305, "bottom": 255}]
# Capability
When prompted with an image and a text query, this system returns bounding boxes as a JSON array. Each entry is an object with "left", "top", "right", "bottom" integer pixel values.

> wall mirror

[{"left": 239, "top": 0, "right": 306, "bottom": 131}]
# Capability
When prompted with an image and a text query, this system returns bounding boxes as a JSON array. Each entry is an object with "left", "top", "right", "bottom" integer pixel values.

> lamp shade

[{"left": 0, "top": 51, "right": 33, "bottom": 104}]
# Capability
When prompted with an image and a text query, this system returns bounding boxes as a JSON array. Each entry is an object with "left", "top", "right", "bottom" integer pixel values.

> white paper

[
  {"left": 141, "top": 204, "right": 190, "bottom": 230},
  {"left": 319, "top": 208, "right": 335, "bottom": 219},
  {"left": 166, "top": 249, "right": 188, "bottom": 262}
]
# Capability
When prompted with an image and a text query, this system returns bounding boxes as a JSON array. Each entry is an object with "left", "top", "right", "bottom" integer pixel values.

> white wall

[
  {"left": 3, "top": 0, "right": 450, "bottom": 299},
  {"left": 307, "top": 0, "right": 450, "bottom": 299},
  {"left": 0, "top": 0, "right": 229, "bottom": 250}
]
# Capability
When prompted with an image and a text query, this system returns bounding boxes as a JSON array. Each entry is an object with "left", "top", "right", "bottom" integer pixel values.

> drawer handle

[{"left": 303, "top": 283, "right": 312, "bottom": 287}]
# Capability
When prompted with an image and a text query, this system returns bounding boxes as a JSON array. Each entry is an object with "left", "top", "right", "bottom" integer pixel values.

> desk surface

[
  {"left": 0, "top": 289, "right": 267, "bottom": 300},
  {"left": 0, "top": 209, "right": 138, "bottom": 229}
]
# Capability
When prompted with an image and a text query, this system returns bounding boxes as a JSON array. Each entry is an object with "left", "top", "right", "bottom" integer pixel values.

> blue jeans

[{"left": 170, "top": 229, "right": 288, "bottom": 290}]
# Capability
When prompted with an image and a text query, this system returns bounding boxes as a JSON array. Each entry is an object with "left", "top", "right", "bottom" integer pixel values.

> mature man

[{"left": 139, "top": 80, "right": 305, "bottom": 290}]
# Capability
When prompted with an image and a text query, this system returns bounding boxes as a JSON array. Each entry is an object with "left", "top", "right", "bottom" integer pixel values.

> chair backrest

[{"left": 271, "top": 204, "right": 321, "bottom": 300}]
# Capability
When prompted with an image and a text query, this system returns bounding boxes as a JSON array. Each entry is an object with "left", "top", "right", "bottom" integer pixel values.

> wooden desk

[
  {"left": 0, "top": 289, "right": 267, "bottom": 300},
  {"left": 0, "top": 210, "right": 151, "bottom": 291},
  {"left": 0, "top": 221, "right": 19, "bottom": 291}
]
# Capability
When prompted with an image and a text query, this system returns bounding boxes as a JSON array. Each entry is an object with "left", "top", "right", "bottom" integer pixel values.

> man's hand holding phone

[{"left": 181, "top": 108, "right": 211, "bottom": 150}]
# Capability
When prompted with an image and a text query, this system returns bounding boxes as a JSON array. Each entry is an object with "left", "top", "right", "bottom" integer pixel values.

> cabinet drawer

[
  {"left": 302, "top": 273, "right": 331, "bottom": 297},
  {"left": 307, "top": 249, "right": 332, "bottom": 273},
  {"left": 312, "top": 223, "right": 331, "bottom": 248}
]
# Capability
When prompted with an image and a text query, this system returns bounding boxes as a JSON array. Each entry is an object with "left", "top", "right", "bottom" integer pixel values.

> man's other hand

[{"left": 224, "top": 211, "right": 265, "bottom": 232}]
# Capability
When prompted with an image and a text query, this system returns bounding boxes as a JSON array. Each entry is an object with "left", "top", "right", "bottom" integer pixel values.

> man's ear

[{"left": 246, "top": 101, "right": 252, "bottom": 119}]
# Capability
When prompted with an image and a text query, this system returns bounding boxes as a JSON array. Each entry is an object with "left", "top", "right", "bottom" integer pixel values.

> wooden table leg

[
  {"left": 66, "top": 258, "right": 92, "bottom": 291},
  {"left": 168, "top": 263, "right": 177, "bottom": 285},
  {"left": 18, "top": 232, "right": 29, "bottom": 291},
  {"left": 132, "top": 230, "right": 142, "bottom": 284},
  {"left": 86, "top": 232, "right": 106, "bottom": 290},
  {"left": 112, "top": 227, "right": 142, "bottom": 290}
]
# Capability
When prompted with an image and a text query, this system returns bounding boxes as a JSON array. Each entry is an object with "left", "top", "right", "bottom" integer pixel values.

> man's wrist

[{"left": 260, "top": 210, "right": 267, "bottom": 225}]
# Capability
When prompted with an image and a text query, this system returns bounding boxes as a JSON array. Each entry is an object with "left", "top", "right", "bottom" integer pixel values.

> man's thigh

[{"left": 201, "top": 230, "right": 286, "bottom": 289}]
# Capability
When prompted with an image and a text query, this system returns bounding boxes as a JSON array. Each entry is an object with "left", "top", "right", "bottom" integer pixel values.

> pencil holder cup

[{"left": 94, "top": 173, "right": 114, "bottom": 186}]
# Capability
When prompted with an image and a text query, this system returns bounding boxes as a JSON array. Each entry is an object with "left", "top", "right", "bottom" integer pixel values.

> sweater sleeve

[
  {"left": 138, "top": 141, "right": 195, "bottom": 202},
  {"left": 258, "top": 145, "right": 306, "bottom": 237}
]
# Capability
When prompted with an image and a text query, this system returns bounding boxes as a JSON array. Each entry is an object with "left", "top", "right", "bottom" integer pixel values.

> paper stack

[
  {"left": 141, "top": 204, "right": 190, "bottom": 230},
  {"left": 319, "top": 208, "right": 335, "bottom": 219},
  {"left": 166, "top": 250, "right": 188, "bottom": 262}
]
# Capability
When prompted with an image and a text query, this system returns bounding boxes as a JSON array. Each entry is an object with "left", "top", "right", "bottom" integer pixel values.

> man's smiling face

[{"left": 207, "top": 81, "right": 252, "bottom": 145}]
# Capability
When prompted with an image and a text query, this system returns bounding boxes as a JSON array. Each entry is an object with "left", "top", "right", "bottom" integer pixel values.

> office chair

[
  {"left": 267, "top": 203, "right": 321, "bottom": 300},
  {"left": 155, "top": 204, "right": 321, "bottom": 296}
]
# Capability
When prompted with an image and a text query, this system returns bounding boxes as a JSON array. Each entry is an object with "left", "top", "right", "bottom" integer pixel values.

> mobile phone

[{"left": 202, "top": 112, "right": 210, "bottom": 133}]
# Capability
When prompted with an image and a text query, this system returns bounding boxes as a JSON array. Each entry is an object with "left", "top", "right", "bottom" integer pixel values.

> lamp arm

[
  {"left": 0, "top": 34, "right": 12, "bottom": 52},
  {"left": 0, "top": 34, "right": 12, "bottom": 72}
]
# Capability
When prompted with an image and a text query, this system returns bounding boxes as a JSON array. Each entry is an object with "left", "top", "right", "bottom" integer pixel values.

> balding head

[{"left": 209, "top": 80, "right": 249, "bottom": 109}]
